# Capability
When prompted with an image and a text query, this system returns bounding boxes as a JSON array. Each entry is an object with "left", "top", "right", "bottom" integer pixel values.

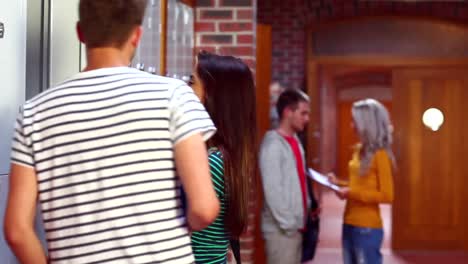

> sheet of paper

[{"left": 307, "top": 168, "right": 341, "bottom": 191}]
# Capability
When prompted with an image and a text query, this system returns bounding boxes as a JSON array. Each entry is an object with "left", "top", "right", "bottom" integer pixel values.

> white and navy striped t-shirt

[{"left": 10, "top": 67, "right": 216, "bottom": 264}]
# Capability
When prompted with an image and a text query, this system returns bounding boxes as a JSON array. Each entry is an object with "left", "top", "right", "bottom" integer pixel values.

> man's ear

[
  {"left": 129, "top": 26, "right": 143, "bottom": 47},
  {"left": 283, "top": 106, "right": 292, "bottom": 118},
  {"left": 76, "top": 22, "right": 85, "bottom": 44}
]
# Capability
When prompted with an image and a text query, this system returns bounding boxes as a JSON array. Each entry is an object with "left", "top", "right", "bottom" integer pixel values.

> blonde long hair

[{"left": 352, "top": 99, "right": 395, "bottom": 175}]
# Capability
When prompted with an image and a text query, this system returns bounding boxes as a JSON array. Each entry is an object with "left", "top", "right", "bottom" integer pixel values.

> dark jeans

[{"left": 342, "top": 224, "right": 383, "bottom": 264}]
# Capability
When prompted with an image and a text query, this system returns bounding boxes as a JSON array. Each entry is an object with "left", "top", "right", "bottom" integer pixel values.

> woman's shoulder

[
  {"left": 351, "top": 143, "right": 362, "bottom": 156},
  {"left": 208, "top": 148, "right": 224, "bottom": 167},
  {"left": 373, "top": 148, "right": 391, "bottom": 163},
  {"left": 375, "top": 148, "right": 389, "bottom": 156},
  {"left": 208, "top": 147, "right": 223, "bottom": 158}
]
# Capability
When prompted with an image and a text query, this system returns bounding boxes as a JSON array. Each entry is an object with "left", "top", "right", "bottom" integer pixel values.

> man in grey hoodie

[{"left": 259, "top": 89, "right": 314, "bottom": 264}]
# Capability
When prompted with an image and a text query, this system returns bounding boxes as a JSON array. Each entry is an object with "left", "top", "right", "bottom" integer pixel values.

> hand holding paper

[{"left": 307, "top": 168, "right": 340, "bottom": 191}]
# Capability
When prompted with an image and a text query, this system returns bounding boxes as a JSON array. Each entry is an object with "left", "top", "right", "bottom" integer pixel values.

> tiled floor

[{"left": 306, "top": 191, "right": 468, "bottom": 264}]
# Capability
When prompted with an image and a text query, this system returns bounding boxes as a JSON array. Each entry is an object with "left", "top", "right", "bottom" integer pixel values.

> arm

[
  {"left": 309, "top": 180, "right": 322, "bottom": 217},
  {"left": 4, "top": 164, "right": 47, "bottom": 264},
  {"left": 347, "top": 150, "right": 394, "bottom": 204},
  {"left": 169, "top": 84, "right": 219, "bottom": 230},
  {"left": 335, "top": 178, "right": 349, "bottom": 187},
  {"left": 175, "top": 133, "right": 220, "bottom": 231},
  {"left": 327, "top": 173, "right": 349, "bottom": 187},
  {"left": 259, "top": 138, "right": 295, "bottom": 232}
]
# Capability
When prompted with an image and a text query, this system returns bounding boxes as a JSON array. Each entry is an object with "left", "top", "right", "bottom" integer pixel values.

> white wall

[
  {"left": 50, "top": 0, "right": 83, "bottom": 86},
  {"left": 0, "top": 0, "right": 27, "bottom": 262}
]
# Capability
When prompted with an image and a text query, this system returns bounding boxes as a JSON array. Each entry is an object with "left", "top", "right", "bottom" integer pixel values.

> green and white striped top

[{"left": 191, "top": 150, "right": 229, "bottom": 264}]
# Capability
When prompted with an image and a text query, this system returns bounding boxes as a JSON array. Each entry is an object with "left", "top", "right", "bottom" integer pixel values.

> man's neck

[
  {"left": 84, "top": 47, "right": 130, "bottom": 71},
  {"left": 277, "top": 122, "right": 295, "bottom": 137}
]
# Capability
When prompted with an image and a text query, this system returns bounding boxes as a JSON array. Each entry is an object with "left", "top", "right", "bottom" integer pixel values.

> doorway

[{"left": 306, "top": 17, "right": 468, "bottom": 258}]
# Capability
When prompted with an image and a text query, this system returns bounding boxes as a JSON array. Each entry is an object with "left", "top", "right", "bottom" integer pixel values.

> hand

[
  {"left": 327, "top": 172, "right": 338, "bottom": 185},
  {"left": 310, "top": 206, "right": 321, "bottom": 219},
  {"left": 334, "top": 187, "right": 350, "bottom": 200}
]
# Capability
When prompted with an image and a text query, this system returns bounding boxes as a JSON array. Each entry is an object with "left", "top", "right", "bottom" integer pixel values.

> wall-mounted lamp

[{"left": 422, "top": 108, "right": 444, "bottom": 131}]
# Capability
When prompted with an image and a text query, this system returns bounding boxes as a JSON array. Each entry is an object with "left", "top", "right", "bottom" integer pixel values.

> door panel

[
  {"left": 0, "top": 1, "right": 27, "bottom": 262},
  {"left": 392, "top": 68, "right": 467, "bottom": 250}
]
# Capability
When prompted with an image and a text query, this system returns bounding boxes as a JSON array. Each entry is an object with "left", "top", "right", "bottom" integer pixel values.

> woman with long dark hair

[{"left": 188, "top": 51, "right": 257, "bottom": 263}]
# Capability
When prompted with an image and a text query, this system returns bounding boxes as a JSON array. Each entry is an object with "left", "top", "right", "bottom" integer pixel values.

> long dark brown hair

[{"left": 195, "top": 51, "right": 257, "bottom": 238}]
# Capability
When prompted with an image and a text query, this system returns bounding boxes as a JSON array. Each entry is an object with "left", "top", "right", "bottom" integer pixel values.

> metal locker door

[
  {"left": 0, "top": 0, "right": 27, "bottom": 262},
  {"left": 49, "top": 0, "right": 83, "bottom": 87}
]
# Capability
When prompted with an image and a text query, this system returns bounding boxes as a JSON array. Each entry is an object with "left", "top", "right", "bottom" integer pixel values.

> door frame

[
  {"left": 254, "top": 23, "right": 272, "bottom": 264},
  {"left": 306, "top": 16, "right": 468, "bottom": 172},
  {"left": 306, "top": 18, "right": 468, "bottom": 251},
  {"left": 306, "top": 56, "right": 468, "bottom": 174}
]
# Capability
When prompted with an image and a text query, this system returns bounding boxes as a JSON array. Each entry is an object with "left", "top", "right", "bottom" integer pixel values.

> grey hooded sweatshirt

[{"left": 259, "top": 130, "right": 311, "bottom": 235}]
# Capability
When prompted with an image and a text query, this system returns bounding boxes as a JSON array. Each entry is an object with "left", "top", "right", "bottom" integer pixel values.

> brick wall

[
  {"left": 195, "top": 0, "right": 256, "bottom": 69},
  {"left": 258, "top": 0, "right": 468, "bottom": 91},
  {"left": 194, "top": 1, "right": 257, "bottom": 263}
]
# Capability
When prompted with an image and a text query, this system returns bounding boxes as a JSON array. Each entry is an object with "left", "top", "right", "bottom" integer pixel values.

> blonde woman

[{"left": 329, "top": 98, "right": 395, "bottom": 264}]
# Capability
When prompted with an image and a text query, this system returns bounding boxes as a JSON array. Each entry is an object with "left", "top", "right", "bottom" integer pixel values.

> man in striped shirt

[{"left": 4, "top": 0, "right": 219, "bottom": 263}]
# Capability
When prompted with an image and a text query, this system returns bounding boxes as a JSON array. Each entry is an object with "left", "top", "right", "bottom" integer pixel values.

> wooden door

[
  {"left": 337, "top": 101, "right": 392, "bottom": 180},
  {"left": 392, "top": 68, "right": 468, "bottom": 250},
  {"left": 253, "top": 23, "right": 272, "bottom": 264}
]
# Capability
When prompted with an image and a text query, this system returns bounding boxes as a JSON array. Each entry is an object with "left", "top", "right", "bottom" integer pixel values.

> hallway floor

[{"left": 306, "top": 191, "right": 468, "bottom": 264}]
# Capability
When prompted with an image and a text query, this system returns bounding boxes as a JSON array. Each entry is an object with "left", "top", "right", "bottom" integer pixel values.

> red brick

[
  {"left": 240, "top": 225, "right": 255, "bottom": 236},
  {"left": 393, "top": 2, "right": 426, "bottom": 16},
  {"left": 432, "top": 3, "right": 457, "bottom": 19},
  {"left": 195, "top": 22, "right": 215, "bottom": 32},
  {"left": 201, "top": 34, "right": 233, "bottom": 44},
  {"left": 457, "top": 7, "right": 468, "bottom": 21},
  {"left": 368, "top": 1, "right": 394, "bottom": 15},
  {"left": 196, "top": 0, "right": 214, "bottom": 7},
  {"left": 195, "top": 46, "right": 217, "bottom": 53},
  {"left": 248, "top": 204, "right": 258, "bottom": 213},
  {"left": 242, "top": 58, "right": 255, "bottom": 69},
  {"left": 219, "top": 46, "right": 253, "bottom": 57},
  {"left": 199, "top": 10, "right": 233, "bottom": 20},
  {"left": 356, "top": 1, "right": 370, "bottom": 16},
  {"left": 240, "top": 239, "right": 254, "bottom": 249},
  {"left": 241, "top": 252, "right": 254, "bottom": 262},
  {"left": 333, "top": 3, "right": 356, "bottom": 18},
  {"left": 219, "top": 22, "right": 253, "bottom": 32},
  {"left": 220, "top": 0, "right": 252, "bottom": 7},
  {"left": 307, "top": 0, "right": 321, "bottom": 9},
  {"left": 237, "top": 9, "right": 253, "bottom": 20},
  {"left": 237, "top": 34, "right": 253, "bottom": 44}
]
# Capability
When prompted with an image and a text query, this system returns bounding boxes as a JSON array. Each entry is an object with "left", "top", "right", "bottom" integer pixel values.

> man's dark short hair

[
  {"left": 79, "top": 0, "right": 148, "bottom": 48},
  {"left": 276, "top": 89, "right": 309, "bottom": 119}
]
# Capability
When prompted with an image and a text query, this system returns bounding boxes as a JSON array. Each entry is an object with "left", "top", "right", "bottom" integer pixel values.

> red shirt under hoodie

[{"left": 280, "top": 132, "right": 308, "bottom": 231}]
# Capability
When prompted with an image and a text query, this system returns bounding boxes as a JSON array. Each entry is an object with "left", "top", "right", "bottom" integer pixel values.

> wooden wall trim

[
  {"left": 312, "top": 56, "right": 468, "bottom": 67},
  {"left": 306, "top": 61, "right": 320, "bottom": 169},
  {"left": 306, "top": 15, "right": 468, "bottom": 32},
  {"left": 253, "top": 24, "right": 272, "bottom": 264},
  {"left": 306, "top": 22, "right": 320, "bottom": 170},
  {"left": 159, "top": 0, "right": 168, "bottom": 76}
]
